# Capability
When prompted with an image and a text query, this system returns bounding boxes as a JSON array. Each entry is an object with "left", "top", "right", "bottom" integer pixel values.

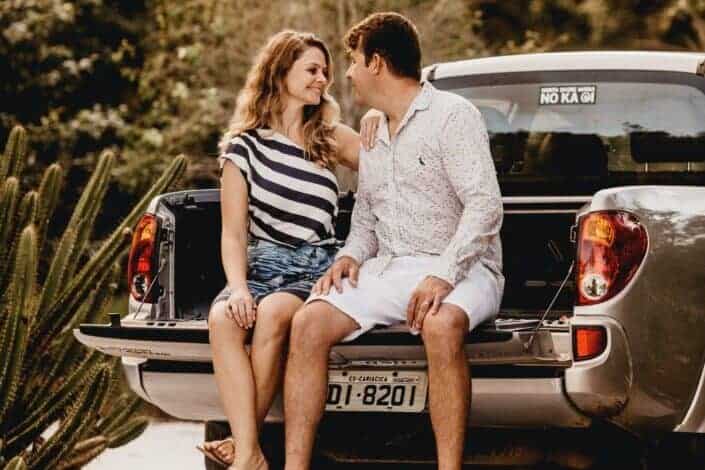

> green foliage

[
  {"left": 0, "top": 0, "right": 147, "bottom": 167},
  {"left": 0, "top": 126, "right": 187, "bottom": 468},
  {"left": 469, "top": 0, "right": 705, "bottom": 51},
  {"left": 3, "top": 0, "right": 705, "bottom": 199}
]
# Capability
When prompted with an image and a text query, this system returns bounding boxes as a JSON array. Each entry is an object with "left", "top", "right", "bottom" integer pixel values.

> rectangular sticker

[{"left": 539, "top": 85, "right": 596, "bottom": 105}]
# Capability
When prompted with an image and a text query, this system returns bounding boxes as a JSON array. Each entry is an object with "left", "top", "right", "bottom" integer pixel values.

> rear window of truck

[{"left": 434, "top": 70, "right": 705, "bottom": 195}]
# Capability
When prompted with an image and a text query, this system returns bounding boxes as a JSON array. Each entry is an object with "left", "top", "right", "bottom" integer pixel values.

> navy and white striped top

[{"left": 219, "top": 129, "right": 339, "bottom": 247}]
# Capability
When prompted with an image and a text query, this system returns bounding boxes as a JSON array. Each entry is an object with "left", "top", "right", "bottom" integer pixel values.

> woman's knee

[{"left": 208, "top": 302, "right": 246, "bottom": 341}]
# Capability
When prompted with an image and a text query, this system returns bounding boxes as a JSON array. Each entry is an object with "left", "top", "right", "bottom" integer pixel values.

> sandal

[{"left": 196, "top": 437, "right": 235, "bottom": 467}]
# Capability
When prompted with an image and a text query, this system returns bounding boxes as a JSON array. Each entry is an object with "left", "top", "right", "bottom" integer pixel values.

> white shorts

[{"left": 306, "top": 256, "right": 503, "bottom": 342}]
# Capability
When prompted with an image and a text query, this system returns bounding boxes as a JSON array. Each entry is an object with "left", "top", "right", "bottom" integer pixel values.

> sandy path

[{"left": 85, "top": 420, "right": 204, "bottom": 469}]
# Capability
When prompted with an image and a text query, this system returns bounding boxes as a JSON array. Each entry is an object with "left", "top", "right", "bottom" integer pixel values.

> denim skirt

[{"left": 212, "top": 239, "right": 336, "bottom": 306}]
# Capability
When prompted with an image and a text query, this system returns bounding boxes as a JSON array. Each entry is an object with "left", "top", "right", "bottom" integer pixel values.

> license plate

[{"left": 325, "top": 370, "right": 427, "bottom": 412}]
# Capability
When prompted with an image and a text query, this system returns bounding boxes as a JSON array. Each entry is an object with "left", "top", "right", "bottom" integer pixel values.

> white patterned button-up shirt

[{"left": 337, "top": 82, "right": 504, "bottom": 289}]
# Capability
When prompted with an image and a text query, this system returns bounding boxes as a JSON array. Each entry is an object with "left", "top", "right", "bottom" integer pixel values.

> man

[{"left": 283, "top": 12, "right": 504, "bottom": 470}]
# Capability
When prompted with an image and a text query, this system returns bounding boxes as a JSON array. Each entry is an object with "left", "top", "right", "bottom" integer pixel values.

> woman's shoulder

[
  {"left": 221, "top": 128, "right": 267, "bottom": 152},
  {"left": 221, "top": 131, "right": 247, "bottom": 150}
]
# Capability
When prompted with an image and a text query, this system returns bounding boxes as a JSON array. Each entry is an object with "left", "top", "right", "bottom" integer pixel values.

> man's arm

[{"left": 427, "top": 101, "right": 503, "bottom": 286}]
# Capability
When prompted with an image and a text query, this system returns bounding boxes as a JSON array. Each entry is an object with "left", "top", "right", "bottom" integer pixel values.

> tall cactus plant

[{"left": 0, "top": 126, "right": 186, "bottom": 469}]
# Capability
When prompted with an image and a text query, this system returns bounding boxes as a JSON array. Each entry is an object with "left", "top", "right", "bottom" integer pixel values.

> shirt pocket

[{"left": 399, "top": 140, "right": 443, "bottom": 190}]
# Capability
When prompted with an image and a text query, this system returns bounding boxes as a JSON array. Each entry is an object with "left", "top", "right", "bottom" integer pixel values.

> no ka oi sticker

[{"left": 539, "top": 85, "right": 596, "bottom": 105}]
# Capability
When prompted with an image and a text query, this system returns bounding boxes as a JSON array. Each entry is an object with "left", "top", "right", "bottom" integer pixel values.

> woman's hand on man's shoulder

[{"left": 359, "top": 109, "right": 383, "bottom": 151}]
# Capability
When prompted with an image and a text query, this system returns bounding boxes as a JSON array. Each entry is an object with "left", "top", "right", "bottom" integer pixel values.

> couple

[{"left": 202, "top": 11, "right": 504, "bottom": 470}]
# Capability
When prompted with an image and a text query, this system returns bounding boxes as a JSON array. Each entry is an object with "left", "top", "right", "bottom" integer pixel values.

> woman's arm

[
  {"left": 333, "top": 123, "right": 361, "bottom": 170},
  {"left": 220, "top": 162, "right": 255, "bottom": 327}
]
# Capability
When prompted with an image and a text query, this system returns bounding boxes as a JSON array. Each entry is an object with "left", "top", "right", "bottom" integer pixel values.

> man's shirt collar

[{"left": 373, "top": 81, "right": 434, "bottom": 147}]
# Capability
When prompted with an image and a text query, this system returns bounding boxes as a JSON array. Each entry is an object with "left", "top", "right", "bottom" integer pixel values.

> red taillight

[
  {"left": 575, "top": 211, "right": 647, "bottom": 306},
  {"left": 573, "top": 326, "right": 607, "bottom": 361},
  {"left": 127, "top": 214, "right": 158, "bottom": 302}
]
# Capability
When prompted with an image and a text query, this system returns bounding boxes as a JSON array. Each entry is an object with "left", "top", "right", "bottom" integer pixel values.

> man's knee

[
  {"left": 422, "top": 304, "right": 468, "bottom": 351},
  {"left": 290, "top": 301, "right": 337, "bottom": 350}
]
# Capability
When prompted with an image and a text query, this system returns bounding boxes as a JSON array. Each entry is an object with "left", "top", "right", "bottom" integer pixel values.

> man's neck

[{"left": 374, "top": 79, "right": 422, "bottom": 138}]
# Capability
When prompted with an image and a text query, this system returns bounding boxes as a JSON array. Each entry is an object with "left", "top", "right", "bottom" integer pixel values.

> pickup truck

[{"left": 76, "top": 51, "right": 705, "bottom": 468}]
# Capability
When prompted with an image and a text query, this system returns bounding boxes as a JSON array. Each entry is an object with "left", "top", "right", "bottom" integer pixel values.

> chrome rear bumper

[{"left": 123, "top": 358, "right": 590, "bottom": 428}]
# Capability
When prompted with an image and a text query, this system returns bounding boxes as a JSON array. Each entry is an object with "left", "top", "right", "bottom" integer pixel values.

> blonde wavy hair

[{"left": 220, "top": 30, "right": 340, "bottom": 168}]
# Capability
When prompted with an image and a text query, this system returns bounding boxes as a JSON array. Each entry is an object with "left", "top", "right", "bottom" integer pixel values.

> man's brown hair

[{"left": 344, "top": 12, "right": 421, "bottom": 81}]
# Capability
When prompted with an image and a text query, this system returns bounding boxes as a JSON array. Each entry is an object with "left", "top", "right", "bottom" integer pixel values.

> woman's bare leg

[
  {"left": 209, "top": 302, "right": 265, "bottom": 469},
  {"left": 205, "top": 294, "right": 300, "bottom": 467}
]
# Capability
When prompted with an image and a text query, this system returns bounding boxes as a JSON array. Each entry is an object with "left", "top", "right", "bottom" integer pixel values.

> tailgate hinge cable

[
  {"left": 523, "top": 261, "right": 574, "bottom": 352},
  {"left": 135, "top": 258, "right": 167, "bottom": 316}
]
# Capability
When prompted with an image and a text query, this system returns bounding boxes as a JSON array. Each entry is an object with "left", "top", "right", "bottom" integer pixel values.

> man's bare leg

[
  {"left": 421, "top": 304, "right": 470, "bottom": 470},
  {"left": 283, "top": 301, "right": 359, "bottom": 470}
]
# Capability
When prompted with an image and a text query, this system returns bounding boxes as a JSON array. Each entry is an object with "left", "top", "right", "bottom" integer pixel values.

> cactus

[
  {"left": 0, "top": 126, "right": 187, "bottom": 468},
  {"left": 35, "top": 227, "right": 78, "bottom": 322},
  {"left": 56, "top": 437, "right": 108, "bottom": 470},
  {"left": 1, "top": 126, "right": 28, "bottom": 181},
  {"left": 0, "top": 226, "right": 37, "bottom": 426},
  {"left": 0, "top": 177, "right": 20, "bottom": 287},
  {"left": 2, "top": 456, "right": 27, "bottom": 470},
  {"left": 7, "top": 354, "right": 104, "bottom": 453},
  {"left": 27, "top": 365, "right": 111, "bottom": 470},
  {"left": 99, "top": 395, "right": 144, "bottom": 435},
  {"left": 29, "top": 152, "right": 187, "bottom": 360},
  {"left": 15, "top": 191, "right": 39, "bottom": 231},
  {"left": 62, "top": 150, "right": 115, "bottom": 283},
  {"left": 106, "top": 416, "right": 149, "bottom": 448},
  {"left": 3, "top": 193, "right": 39, "bottom": 295},
  {"left": 35, "top": 164, "right": 63, "bottom": 250}
]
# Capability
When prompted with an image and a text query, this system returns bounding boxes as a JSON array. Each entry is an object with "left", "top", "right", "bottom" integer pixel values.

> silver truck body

[{"left": 75, "top": 51, "right": 705, "bottom": 445}]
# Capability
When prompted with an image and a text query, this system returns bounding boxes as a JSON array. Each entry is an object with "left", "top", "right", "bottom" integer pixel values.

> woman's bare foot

[{"left": 202, "top": 437, "right": 235, "bottom": 465}]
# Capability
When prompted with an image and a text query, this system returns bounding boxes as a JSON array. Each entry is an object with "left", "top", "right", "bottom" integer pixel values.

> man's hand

[
  {"left": 406, "top": 276, "right": 453, "bottom": 331},
  {"left": 312, "top": 256, "right": 360, "bottom": 296}
]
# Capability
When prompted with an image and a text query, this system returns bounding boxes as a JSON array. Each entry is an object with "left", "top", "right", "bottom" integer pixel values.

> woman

[{"left": 198, "top": 31, "right": 363, "bottom": 470}]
